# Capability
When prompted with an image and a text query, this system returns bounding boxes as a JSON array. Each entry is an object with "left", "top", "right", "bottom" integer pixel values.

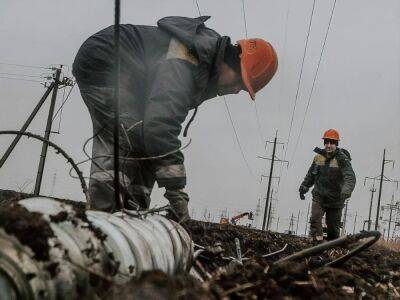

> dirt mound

[
  {"left": 1, "top": 190, "right": 399, "bottom": 299},
  {"left": 0, "top": 202, "right": 53, "bottom": 261},
  {"left": 113, "top": 220, "right": 400, "bottom": 299}
]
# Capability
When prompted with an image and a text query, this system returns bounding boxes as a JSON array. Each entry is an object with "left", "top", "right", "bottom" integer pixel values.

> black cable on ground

[{"left": 273, "top": 231, "right": 381, "bottom": 267}]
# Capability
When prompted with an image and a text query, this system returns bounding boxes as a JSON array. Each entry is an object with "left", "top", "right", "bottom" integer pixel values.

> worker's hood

[{"left": 158, "top": 16, "right": 229, "bottom": 103}]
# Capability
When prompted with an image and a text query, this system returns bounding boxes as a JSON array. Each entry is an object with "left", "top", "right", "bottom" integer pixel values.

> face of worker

[
  {"left": 324, "top": 139, "right": 337, "bottom": 154},
  {"left": 217, "top": 63, "right": 244, "bottom": 96}
]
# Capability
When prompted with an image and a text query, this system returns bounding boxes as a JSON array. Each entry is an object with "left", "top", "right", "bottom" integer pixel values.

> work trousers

[
  {"left": 77, "top": 82, "right": 155, "bottom": 212},
  {"left": 309, "top": 196, "right": 343, "bottom": 240}
]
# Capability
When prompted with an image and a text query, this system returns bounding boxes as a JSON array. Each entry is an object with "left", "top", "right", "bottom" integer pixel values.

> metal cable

[
  {"left": 291, "top": 0, "right": 337, "bottom": 161},
  {"left": 241, "top": 0, "right": 248, "bottom": 38},
  {"left": 194, "top": 0, "right": 202, "bottom": 16},
  {"left": 283, "top": 0, "right": 316, "bottom": 163},
  {"left": 241, "top": 0, "right": 265, "bottom": 143},
  {"left": 270, "top": 0, "right": 292, "bottom": 216},
  {"left": 52, "top": 83, "right": 75, "bottom": 121},
  {"left": 0, "top": 76, "right": 43, "bottom": 83},
  {"left": 0, "top": 62, "right": 50, "bottom": 69},
  {"left": 55, "top": 84, "right": 67, "bottom": 133},
  {"left": 223, "top": 96, "right": 255, "bottom": 179},
  {"left": 0, "top": 72, "right": 46, "bottom": 78}
]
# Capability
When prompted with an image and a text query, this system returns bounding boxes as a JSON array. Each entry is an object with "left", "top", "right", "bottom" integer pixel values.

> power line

[
  {"left": 0, "top": 62, "right": 50, "bottom": 70},
  {"left": 195, "top": 0, "right": 255, "bottom": 179},
  {"left": 52, "top": 83, "right": 75, "bottom": 129},
  {"left": 241, "top": 0, "right": 248, "bottom": 38},
  {"left": 223, "top": 96, "right": 255, "bottom": 179},
  {"left": 291, "top": 0, "right": 337, "bottom": 161},
  {"left": 0, "top": 72, "right": 46, "bottom": 78},
  {"left": 194, "top": 0, "right": 202, "bottom": 16},
  {"left": 253, "top": 103, "right": 265, "bottom": 142},
  {"left": 283, "top": 0, "right": 316, "bottom": 162},
  {"left": 0, "top": 76, "right": 43, "bottom": 83},
  {"left": 275, "top": 0, "right": 292, "bottom": 198},
  {"left": 240, "top": 0, "right": 265, "bottom": 143}
]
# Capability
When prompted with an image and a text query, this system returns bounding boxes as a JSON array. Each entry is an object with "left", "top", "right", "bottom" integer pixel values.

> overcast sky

[{"left": 1, "top": 0, "right": 400, "bottom": 234}]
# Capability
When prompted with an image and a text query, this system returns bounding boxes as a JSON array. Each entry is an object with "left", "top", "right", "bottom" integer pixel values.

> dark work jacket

[
  {"left": 301, "top": 148, "right": 356, "bottom": 208},
  {"left": 72, "top": 16, "right": 230, "bottom": 189}
]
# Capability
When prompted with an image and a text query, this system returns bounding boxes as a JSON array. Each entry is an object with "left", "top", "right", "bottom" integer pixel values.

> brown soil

[
  {"left": 110, "top": 221, "right": 400, "bottom": 299},
  {"left": 0, "top": 202, "right": 53, "bottom": 261},
  {"left": 1, "top": 190, "right": 400, "bottom": 299}
]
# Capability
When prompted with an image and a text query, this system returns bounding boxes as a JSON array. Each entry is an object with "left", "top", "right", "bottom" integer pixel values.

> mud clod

[{"left": 0, "top": 202, "right": 53, "bottom": 261}]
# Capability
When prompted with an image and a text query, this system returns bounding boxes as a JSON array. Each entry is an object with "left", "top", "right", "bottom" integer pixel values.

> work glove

[
  {"left": 299, "top": 185, "right": 308, "bottom": 200},
  {"left": 164, "top": 189, "right": 190, "bottom": 223}
]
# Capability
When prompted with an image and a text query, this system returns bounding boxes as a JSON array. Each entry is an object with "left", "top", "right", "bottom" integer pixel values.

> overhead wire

[
  {"left": 241, "top": 0, "right": 248, "bottom": 38},
  {"left": 241, "top": 0, "right": 265, "bottom": 143},
  {"left": 283, "top": 0, "right": 316, "bottom": 163},
  {"left": 0, "top": 72, "right": 47, "bottom": 78},
  {"left": 291, "top": 0, "right": 337, "bottom": 161},
  {"left": 0, "top": 76, "right": 44, "bottom": 83},
  {"left": 223, "top": 96, "right": 255, "bottom": 178},
  {"left": 0, "top": 62, "right": 51, "bottom": 70},
  {"left": 193, "top": 0, "right": 255, "bottom": 179},
  {"left": 275, "top": 0, "right": 292, "bottom": 193},
  {"left": 194, "top": 0, "right": 202, "bottom": 16},
  {"left": 276, "top": 0, "right": 315, "bottom": 226},
  {"left": 240, "top": 0, "right": 272, "bottom": 212},
  {"left": 52, "top": 83, "right": 75, "bottom": 122}
]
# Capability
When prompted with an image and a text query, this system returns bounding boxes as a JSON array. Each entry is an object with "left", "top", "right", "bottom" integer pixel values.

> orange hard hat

[
  {"left": 237, "top": 38, "right": 278, "bottom": 100},
  {"left": 322, "top": 129, "right": 340, "bottom": 141}
]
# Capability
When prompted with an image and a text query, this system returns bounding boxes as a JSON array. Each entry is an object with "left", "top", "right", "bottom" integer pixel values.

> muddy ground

[
  {"left": 109, "top": 220, "right": 400, "bottom": 299},
  {"left": 1, "top": 190, "right": 399, "bottom": 299}
]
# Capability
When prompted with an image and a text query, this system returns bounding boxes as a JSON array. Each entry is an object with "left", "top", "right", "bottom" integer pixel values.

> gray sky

[{"left": 1, "top": 0, "right": 400, "bottom": 233}]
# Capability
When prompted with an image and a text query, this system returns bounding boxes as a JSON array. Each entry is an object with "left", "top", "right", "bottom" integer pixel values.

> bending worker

[
  {"left": 299, "top": 129, "right": 356, "bottom": 240},
  {"left": 72, "top": 16, "right": 278, "bottom": 220}
]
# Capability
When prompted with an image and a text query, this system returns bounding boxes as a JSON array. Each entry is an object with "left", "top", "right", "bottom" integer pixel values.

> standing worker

[
  {"left": 299, "top": 129, "right": 356, "bottom": 241},
  {"left": 72, "top": 16, "right": 278, "bottom": 221}
]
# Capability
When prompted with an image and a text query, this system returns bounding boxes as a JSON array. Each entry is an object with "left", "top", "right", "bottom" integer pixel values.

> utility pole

[
  {"left": 353, "top": 212, "right": 358, "bottom": 234},
  {"left": 363, "top": 150, "right": 397, "bottom": 231},
  {"left": 262, "top": 132, "right": 277, "bottom": 231},
  {"left": 0, "top": 66, "right": 72, "bottom": 195},
  {"left": 367, "top": 184, "right": 376, "bottom": 230},
  {"left": 383, "top": 195, "right": 399, "bottom": 241},
  {"left": 375, "top": 149, "right": 386, "bottom": 231},
  {"left": 375, "top": 149, "right": 396, "bottom": 231},
  {"left": 295, "top": 210, "right": 300, "bottom": 235},
  {"left": 266, "top": 189, "right": 277, "bottom": 230},
  {"left": 258, "top": 131, "right": 288, "bottom": 231},
  {"left": 276, "top": 217, "right": 280, "bottom": 232},
  {"left": 388, "top": 198, "right": 394, "bottom": 241},
  {"left": 288, "top": 213, "right": 295, "bottom": 234},
  {"left": 34, "top": 67, "right": 62, "bottom": 195},
  {"left": 304, "top": 203, "right": 310, "bottom": 236},
  {"left": 342, "top": 200, "right": 349, "bottom": 236},
  {"left": 254, "top": 199, "right": 262, "bottom": 229}
]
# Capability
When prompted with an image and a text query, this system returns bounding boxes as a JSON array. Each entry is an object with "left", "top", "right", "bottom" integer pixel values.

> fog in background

[{"left": 1, "top": 0, "right": 400, "bottom": 233}]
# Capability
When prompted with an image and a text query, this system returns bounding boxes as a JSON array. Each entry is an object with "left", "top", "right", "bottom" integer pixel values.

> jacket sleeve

[
  {"left": 143, "top": 59, "right": 197, "bottom": 190},
  {"left": 301, "top": 160, "right": 317, "bottom": 189},
  {"left": 337, "top": 150, "right": 356, "bottom": 196}
]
